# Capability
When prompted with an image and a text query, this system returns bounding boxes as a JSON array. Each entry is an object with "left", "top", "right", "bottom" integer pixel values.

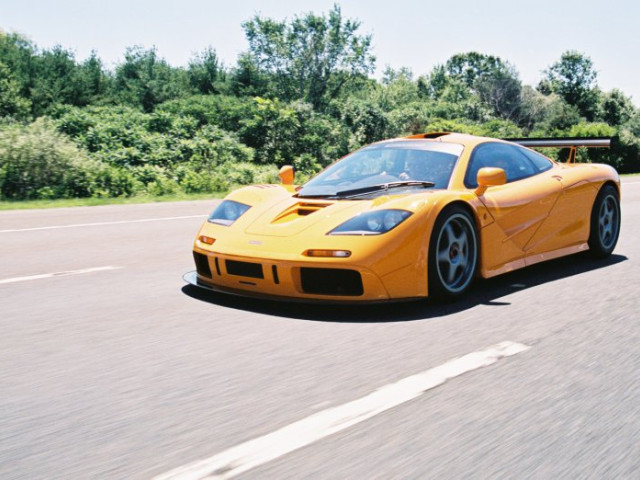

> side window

[
  {"left": 465, "top": 143, "right": 538, "bottom": 188},
  {"left": 519, "top": 147, "right": 553, "bottom": 172}
]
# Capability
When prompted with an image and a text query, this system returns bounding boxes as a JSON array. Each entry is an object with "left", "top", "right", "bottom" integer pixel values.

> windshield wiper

[{"left": 335, "top": 180, "right": 435, "bottom": 198}]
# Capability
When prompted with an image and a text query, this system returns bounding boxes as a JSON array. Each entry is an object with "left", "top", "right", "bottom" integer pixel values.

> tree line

[{"left": 1, "top": 5, "right": 639, "bottom": 200}]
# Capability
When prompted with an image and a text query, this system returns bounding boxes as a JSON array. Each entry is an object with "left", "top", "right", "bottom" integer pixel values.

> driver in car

[{"left": 399, "top": 151, "right": 430, "bottom": 181}]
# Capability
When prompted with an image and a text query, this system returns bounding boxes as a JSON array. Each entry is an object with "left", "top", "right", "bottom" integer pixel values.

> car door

[{"left": 465, "top": 142, "right": 562, "bottom": 274}]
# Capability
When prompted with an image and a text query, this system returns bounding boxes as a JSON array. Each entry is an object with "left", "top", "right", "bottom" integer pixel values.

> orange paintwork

[{"left": 190, "top": 133, "right": 620, "bottom": 302}]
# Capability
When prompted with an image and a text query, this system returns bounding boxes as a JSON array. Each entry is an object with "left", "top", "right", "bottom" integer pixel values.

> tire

[
  {"left": 428, "top": 205, "right": 478, "bottom": 301},
  {"left": 588, "top": 184, "right": 621, "bottom": 258}
]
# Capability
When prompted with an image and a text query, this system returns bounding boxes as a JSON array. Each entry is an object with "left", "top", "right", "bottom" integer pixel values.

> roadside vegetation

[{"left": 1, "top": 5, "right": 639, "bottom": 204}]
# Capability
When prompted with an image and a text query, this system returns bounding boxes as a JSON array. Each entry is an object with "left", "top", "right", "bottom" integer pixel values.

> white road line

[
  {"left": 0, "top": 266, "right": 122, "bottom": 285},
  {"left": 0, "top": 215, "right": 207, "bottom": 233},
  {"left": 153, "top": 341, "right": 531, "bottom": 480}
]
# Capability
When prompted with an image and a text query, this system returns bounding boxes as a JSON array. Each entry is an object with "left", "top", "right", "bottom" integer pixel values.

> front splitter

[{"left": 182, "top": 271, "right": 419, "bottom": 305}]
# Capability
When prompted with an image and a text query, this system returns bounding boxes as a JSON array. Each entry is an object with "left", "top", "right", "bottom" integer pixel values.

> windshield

[{"left": 297, "top": 141, "right": 464, "bottom": 198}]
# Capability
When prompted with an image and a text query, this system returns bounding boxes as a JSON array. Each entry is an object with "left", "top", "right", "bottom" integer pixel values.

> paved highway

[{"left": 1, "top": 178, "right": 640, "bottom": 479}]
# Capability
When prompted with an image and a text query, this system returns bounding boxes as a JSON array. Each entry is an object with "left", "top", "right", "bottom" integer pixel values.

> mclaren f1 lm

[{"left": 185, "top": 132, "right": 620, "bottom": 302}]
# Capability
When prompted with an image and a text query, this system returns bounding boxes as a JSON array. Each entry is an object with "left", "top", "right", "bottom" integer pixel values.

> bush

[
  {"left": 0, "top": 119, "right": 87, "bottom": 199},
  {"left": 0, "top": 118, "right": 142, "bottom": 199}
]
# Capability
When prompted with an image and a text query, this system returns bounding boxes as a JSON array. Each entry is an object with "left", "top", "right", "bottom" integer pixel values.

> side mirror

[
  {"left": 279, "top": 165, "right": 295, "bottom": 185},
  {"left": 475, "top": 167, "right": 506, "bottom": 196}
]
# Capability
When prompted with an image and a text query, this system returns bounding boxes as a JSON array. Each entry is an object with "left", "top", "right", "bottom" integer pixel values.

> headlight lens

[
  {"left": 208, "top": 200, "right": 251, "bottom": 226},
  {"left": 329, "top": 209, "right": 412, "bottom": 235}
]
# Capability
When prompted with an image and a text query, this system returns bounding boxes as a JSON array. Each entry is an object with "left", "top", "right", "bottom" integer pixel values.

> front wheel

[
  {"left": 428, "top": 205, "right": 478, "bottom": 301},
  {"left": 588, "top": 184, "right": 621, "bottom": 258}
]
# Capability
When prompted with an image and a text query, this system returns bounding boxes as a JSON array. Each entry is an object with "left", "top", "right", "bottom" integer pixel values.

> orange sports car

[{"left": 185, "top": 132, "right": 620, "bottom": 302}]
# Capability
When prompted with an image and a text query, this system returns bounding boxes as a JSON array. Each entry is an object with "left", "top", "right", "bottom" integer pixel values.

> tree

[
  {"left": 241, "top": 4, "right": 375, "bottom": 108},
  {"left": 601, "top": 89, "right": 635, "bottom": 126},
  {"left": 188, "top": 47, "right": 224, "bottom": 95},
  {"left": 114, "top": 46, "right": 188, "bottom": 112},
  {"left": 29, "top": 45, "right": 84, "bottom": 114},
  {"left": 424, "top": 52, "right": 522, "bottom": 121},
  {"left": 75, "top": 51, "right": 111, "bottom": 105},
  {"left": 0, "top": 31, "right": 36, "bottom": 100},
  {"left": 0, "top": 61, "right": 30, "bottom": 119},
  {"left": 475, "top": 69, "right": 522, "bottom": 121},
  {"left": 444, "top": 52, "right": 512, "bottom": 89},
  {"left": 374, "top": 67, "right": 419, "bottom": 111},
  {"left": 542, "top": 50, "right": 599, "bottom": 120}
]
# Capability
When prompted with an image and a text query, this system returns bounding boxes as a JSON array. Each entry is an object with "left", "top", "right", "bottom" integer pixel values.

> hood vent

[{"left": 272, "top": 202, "right": 332, "bottom": 224}]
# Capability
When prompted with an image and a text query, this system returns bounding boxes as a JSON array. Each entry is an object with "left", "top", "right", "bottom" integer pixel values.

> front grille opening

[
  {"left": 193, "top": 252, "right": 212, "bottom": 278},
  {"left": 300, "top": 268, "right": 364, "bottom": 296},
  {"left": 226, "top": 260, "right": 264, "bottom": 279},
  {"left": 272, "top": 265, "right": 280, "bottom": 284}
]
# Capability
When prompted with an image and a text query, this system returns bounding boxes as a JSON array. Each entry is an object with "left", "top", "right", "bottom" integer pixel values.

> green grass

[{"left": 0, "top": 191, "right": 227, "bottom": 210}]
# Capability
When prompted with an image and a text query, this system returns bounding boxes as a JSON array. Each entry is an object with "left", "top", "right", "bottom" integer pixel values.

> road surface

[{"left": 1, "top": 178, "right": 639, "bottom": 479}]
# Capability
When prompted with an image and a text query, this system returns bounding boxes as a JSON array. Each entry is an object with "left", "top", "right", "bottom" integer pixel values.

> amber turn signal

[{"left": 199, "top": 235, "right": 215, "bottom": 245}]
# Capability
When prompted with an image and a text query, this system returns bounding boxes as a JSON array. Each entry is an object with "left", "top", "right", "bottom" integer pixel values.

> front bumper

[{"left": 185, "top": 248, "right": 424, "bottom": 303}]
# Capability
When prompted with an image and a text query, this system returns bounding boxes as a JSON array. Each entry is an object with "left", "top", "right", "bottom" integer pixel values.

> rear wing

[{"left": 504, "top": 137, "right": 611, "bottom": 164}]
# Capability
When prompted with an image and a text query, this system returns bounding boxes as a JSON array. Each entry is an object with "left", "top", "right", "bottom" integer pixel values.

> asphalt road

[{"left": 1, "top": 178, "right": 640, "bottom": 479}]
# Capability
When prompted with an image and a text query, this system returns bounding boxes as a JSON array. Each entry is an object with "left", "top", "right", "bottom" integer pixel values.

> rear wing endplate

[{"left": 504, "top": 137, "right": 611, "bottom": 164}]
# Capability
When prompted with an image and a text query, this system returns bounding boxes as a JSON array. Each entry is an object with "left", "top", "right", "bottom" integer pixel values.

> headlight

[
  {"left": 329, "top": 209, "right": 412, "bottom": 235},
  {"left": 208, "top": 200, "right": 251, "bottom": 226}
]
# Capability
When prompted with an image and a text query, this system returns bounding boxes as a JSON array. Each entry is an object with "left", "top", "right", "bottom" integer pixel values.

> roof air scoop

[{"left": 404, "top": 132, "right": 452, "bottom": 140}]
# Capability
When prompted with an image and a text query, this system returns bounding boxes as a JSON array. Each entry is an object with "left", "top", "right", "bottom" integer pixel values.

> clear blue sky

[{"left": 2, "top": 0, "right": 639, "bottom": 105}]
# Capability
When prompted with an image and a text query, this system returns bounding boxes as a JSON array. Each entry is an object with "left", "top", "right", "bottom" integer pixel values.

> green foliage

[
  {"left": 386, "top": 102, "right": 432, "bottom": 137},
  {"left": 188, "top": 47, "right": 224, "bottom": 95},
  {"left": 601, "top": 89, "right": 635, "bottom": 126},
  {"left": 0, "top": 118, "right": 137, "bottom": 199},
  {"left": 55, "top": 105, "right": 254, "bottom": 169},
  {"left": 542, "top": 50, "right": 600, "bottom": 120},
  {"left": 160, "top": 95, "right": 345, "bottom": 169},
  {"left": 376, "top": 67, "right": 420, "bottom": 111},
  {"left": 241, "top": 4, "right": 375, "bottom": 108},
  {"left": 0, "top": 31, "right": 37, "bottom": 101},
  {"left": 330, "top": 97, "right": 389, "bottom": 148},
  {"left": 114, "top": 46, "right": 189, "bottom": 112},
  {"left": 424, "top": 52, "right": 523, "bottom": 123},
  {"left": 423, "top": 118, "right": 522, "bottom": 138},
  {"left": 0, "top": 60, "right": 30, "bottom": 119}
]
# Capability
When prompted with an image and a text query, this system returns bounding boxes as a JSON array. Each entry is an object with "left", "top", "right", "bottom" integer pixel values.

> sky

[{"left": 2, "top": 0, "right": 639, "bottom": 105}]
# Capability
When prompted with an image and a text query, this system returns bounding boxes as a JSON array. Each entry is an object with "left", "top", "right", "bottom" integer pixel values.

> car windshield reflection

[{"left": 297, "top": 140, "right": 464, "bottom": 198}]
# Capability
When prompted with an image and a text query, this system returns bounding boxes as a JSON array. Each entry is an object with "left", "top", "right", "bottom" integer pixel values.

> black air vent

[
  {"left": 193, "top": 252, "right": 212, "bottom": 278},
  {"left": 300, "top": 268, "right": 363, "bottom": 296},
  {"left": 226, "top": 260, "right": 264, "bottom": 279},
  {"left": 423, "top": 132, "right": 451, "bottom": 139}
]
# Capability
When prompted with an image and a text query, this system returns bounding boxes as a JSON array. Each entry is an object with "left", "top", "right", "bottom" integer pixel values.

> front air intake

[
  {"left": 300, "top": 268, "right": 364, "bottom": 296},
  {"left": 193, "top": 252, "right": 212, "bottom": 278},
  {"left": 226, "top": 260, "right": 264, "bottom": 279}
]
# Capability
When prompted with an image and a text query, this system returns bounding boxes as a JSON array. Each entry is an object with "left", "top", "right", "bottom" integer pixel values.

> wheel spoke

[
  {"left": 444, "top": 223, "right": 455, "bottom": 246},
  {"left": 457, "top": 232, "right": 468, "bottom": 253},
  {"left": 447, "top": 262, "right": 458, "bottom": 284}
]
